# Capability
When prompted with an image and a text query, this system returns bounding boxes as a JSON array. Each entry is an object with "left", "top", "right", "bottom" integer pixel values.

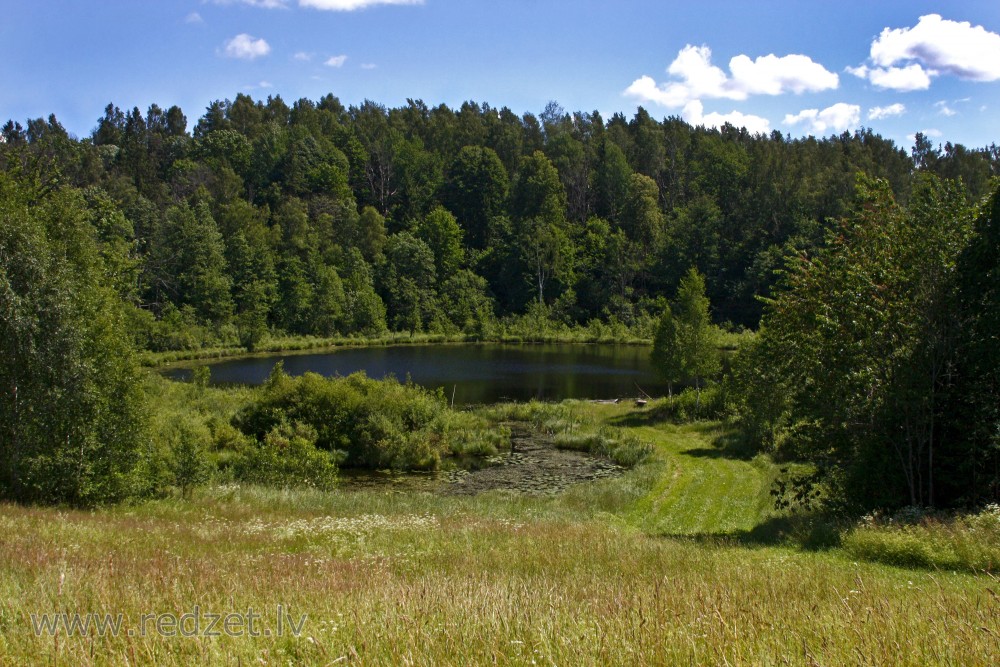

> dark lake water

[{"left": 163, "top": 343, "right": 668, "bottom": 404}]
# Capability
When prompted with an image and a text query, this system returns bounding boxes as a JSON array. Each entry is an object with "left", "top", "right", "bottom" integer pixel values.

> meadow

[{"left": 1, "top": 401, "right": 997, "bottom": 665}]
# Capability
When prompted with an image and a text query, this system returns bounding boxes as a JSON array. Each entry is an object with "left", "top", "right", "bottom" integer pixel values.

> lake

[{"left": 163, "top": 343, "right": 668, "bottom": 404}]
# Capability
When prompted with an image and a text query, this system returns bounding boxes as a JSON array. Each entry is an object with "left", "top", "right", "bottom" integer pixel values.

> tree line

[{"left": 2, "top": 95, "right": 997, "bottom": 351}]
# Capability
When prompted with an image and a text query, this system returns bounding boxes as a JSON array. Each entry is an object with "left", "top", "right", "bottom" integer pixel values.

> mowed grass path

[
  {"left": 1, "top": 404, "right": 998, "bottom": 665},
  {"left": 588, "top": 404, "right": 776, "bottom": 535}
]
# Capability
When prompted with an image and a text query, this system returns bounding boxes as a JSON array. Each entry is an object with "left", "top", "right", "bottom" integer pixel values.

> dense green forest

[
  {"left": 2, "top": 95, "right": 997, "bottom": 347},
  {"left": 1, "top": 95, "right": 998, "bottom": 511}
]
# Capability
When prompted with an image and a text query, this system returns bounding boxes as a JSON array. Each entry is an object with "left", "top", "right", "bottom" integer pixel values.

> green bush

[
  {"left": 232, "top": 421, "right": 341, "bottom": 490},
  {"left": 166, "top": 416, "right": 213, "bottom": 498},
  {"left": 234, "top": 365, "right": 504, "bottom": 470}
]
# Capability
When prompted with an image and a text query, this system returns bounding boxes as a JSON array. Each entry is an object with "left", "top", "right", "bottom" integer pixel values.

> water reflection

[{"left": 162, "top": 343, "right": 668, "bottom": 404}]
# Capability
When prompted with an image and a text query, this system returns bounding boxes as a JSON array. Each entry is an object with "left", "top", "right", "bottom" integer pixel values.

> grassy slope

[{"left": 1, "top": 403, "right": 997, "bottom": 665}]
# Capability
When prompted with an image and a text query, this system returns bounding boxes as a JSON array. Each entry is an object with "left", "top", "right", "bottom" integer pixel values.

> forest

[{"left": 0, "top": 94, "right": 998, "bottom": 513}]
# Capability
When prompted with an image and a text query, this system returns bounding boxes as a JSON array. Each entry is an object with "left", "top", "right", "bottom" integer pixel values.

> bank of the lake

[{"left": 139, "top": 330, "right": 667, "bottom": 368}]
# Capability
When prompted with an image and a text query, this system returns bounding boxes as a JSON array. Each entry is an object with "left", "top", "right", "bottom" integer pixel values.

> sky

[{"left": 2, "top": 1, "right": 1000, "bottom": 150}]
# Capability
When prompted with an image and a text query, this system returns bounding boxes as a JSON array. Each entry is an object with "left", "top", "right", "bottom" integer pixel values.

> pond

[{"left": 163, "top": 343, "right": 669, "bottom": 405}]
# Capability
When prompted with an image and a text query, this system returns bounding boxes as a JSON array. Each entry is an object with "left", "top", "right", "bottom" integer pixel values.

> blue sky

[{"left": 2, "top": 1, "right": 999, "bottom": 150}]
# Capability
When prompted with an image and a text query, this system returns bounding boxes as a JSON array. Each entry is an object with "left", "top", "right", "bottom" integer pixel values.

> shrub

[
  {"left": 166, "top": 416, "right": 213, "bottom": 498},
  {"left": 232, "top": 421, "right": 341, "bottom": 490},
  {"left": 234, "top": 365, "right": 504, "bottom": 470}
]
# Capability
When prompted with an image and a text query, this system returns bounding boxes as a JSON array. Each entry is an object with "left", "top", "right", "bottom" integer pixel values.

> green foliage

[
  {"left": 417, "top": 205, "right": 464, "bottom": 279},
  {"left": 651, "top": 307, "right": 682, "bottom": 394},
  {"left": 652, "top": 267, "right": 720, "bottom": 402},
  {"left": 947, "top": 185, "right": 1000, "bottom": 504},
  {"left": 15, "top": 94, "right": 991, "bottom": 350},
  {"left": 672, "top": 268, "right": 721, "bottom": 388},
  {"left": 0, "top": 173, "right": 149, "bottom": 505},
  {"left": 643, "top": 386, "right": 727, "bottom": 423},
  {"left": 234, "top": 364, "right": 499, "bottom": 470},
  {"left": 153, "top": 201, "right": 234, "bottom": 325},
  {"left": 442, "top": 145, "right": 509, "bottom": 249},
  {"left": 379, "top": 232, "right": 439, "bottom": 332},
  {"left": 231, "top": 420, "right": 341, "bottom": 491},
  {"left": 7, "top": 93, "right": 1000, "bottom": 514},
  {"left": 725, "top": 332, "right": 790, "bottom": 450},
  {"left": 166, "top": 415, "right": 213, "bottom": 498},
  {"left": 739, "top": 174, "right": 985, "bottom": 509}
]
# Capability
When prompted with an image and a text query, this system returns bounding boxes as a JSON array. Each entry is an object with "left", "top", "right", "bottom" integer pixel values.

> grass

[
  {"left": 1, "top": 402, "right": 998, "bottom": 665},
  {"left": 842, "top": 505, "right": 1000, "bottom": 572}
]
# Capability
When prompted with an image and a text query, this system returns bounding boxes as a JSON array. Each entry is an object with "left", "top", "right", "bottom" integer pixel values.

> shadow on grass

[
  {"left": 608, "top": 403, "right": 728, "bottom": 428},
  {"left": 679, "top": 428, "right": 759, "bottom": 461},
  {"left": 654, "top": 513, "right": 842, "bottom": 551}
]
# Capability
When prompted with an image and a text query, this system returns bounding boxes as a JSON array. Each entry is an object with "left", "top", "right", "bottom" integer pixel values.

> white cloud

[
  {"left": 361, "top": 63, "right": 377, "bottom": 70},
  {"left": 293, "top": 51, "right": 312, "bottom": 61},
  {"left": 867, "top": 64, "right": 932, "bottom": 91},
  {"left": 624, "top": 75, "right": 689, "bottom": 107},
  {"left": 626, "top": 44, "right": 838, "bottom": 109},
  {"left": 682, "top": 100, "right": 771, "bottom": 135},
  {"left": 300, "top": 0, "right": 424, "bottom": 10},
  {"left": 871, "top": 14, "right": 1000, "bottom": 81},
  {"left": 934, "top": 100, "right": 957, "bottom": 117},
  {"left": 846, "top": 64, "right": 868, "bottom": 79},
  {"left": 222, "top": 34, "right": 271, "bottom": 60},
  {"left": 784, "top": 103, "right": 860, "bottom": 135},
  {"left": 185, "top": 12, "right": 204, "bottom": 24},
  {"left": 849, "top": 63, "right": 932, "bottom": 91},
  {"left": 850, "top": 14, "right": 1000, "bottom": 91},
  {"left": 728, "top": 53, "right": 839, "bottom": 96},
  {"left": 868, "top": 103, "right": 906, "bottom": 120},
  {"left": 324, "top": 54, "right": 348, "bottom": 68}
]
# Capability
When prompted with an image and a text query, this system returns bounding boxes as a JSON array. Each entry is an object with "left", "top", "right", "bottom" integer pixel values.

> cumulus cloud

[
  {"left": 853, "top": 63, "right": 933, "bottom": 91},
  {"left": 325, "top": 55, "right": 348, "bottom": 67},
  {"left": 293, "top": 51, "right": 312, "bottom": 61},
  {"left": 872, "top": 14, "right": 1000, "bottom": 81},
  {"left": 728, "top": 53, "right": 840, "bottom": 96},
  {"left": 222, "top": 34, "right": 271, "bottom": 60},
  {"left": 300, "top": 0, "right": 424, "bottom": 10},
  {"left": 626, "top": 44, "right": 838, "bottom": 108},
  {"left": 185, "top": 12, "right": 204, "bottom": 24},
  {"left": 868, "top": 103, "right": 906, "bottom": 120},
  {"left": 784, "top": 103, "right": 860, "bottom": 135},
  {"left": 682, "top": 100, "right": 771, "bottom": 135},
  {"left": 850, "top": 14, "right": 1000, "bottom": 91}
]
